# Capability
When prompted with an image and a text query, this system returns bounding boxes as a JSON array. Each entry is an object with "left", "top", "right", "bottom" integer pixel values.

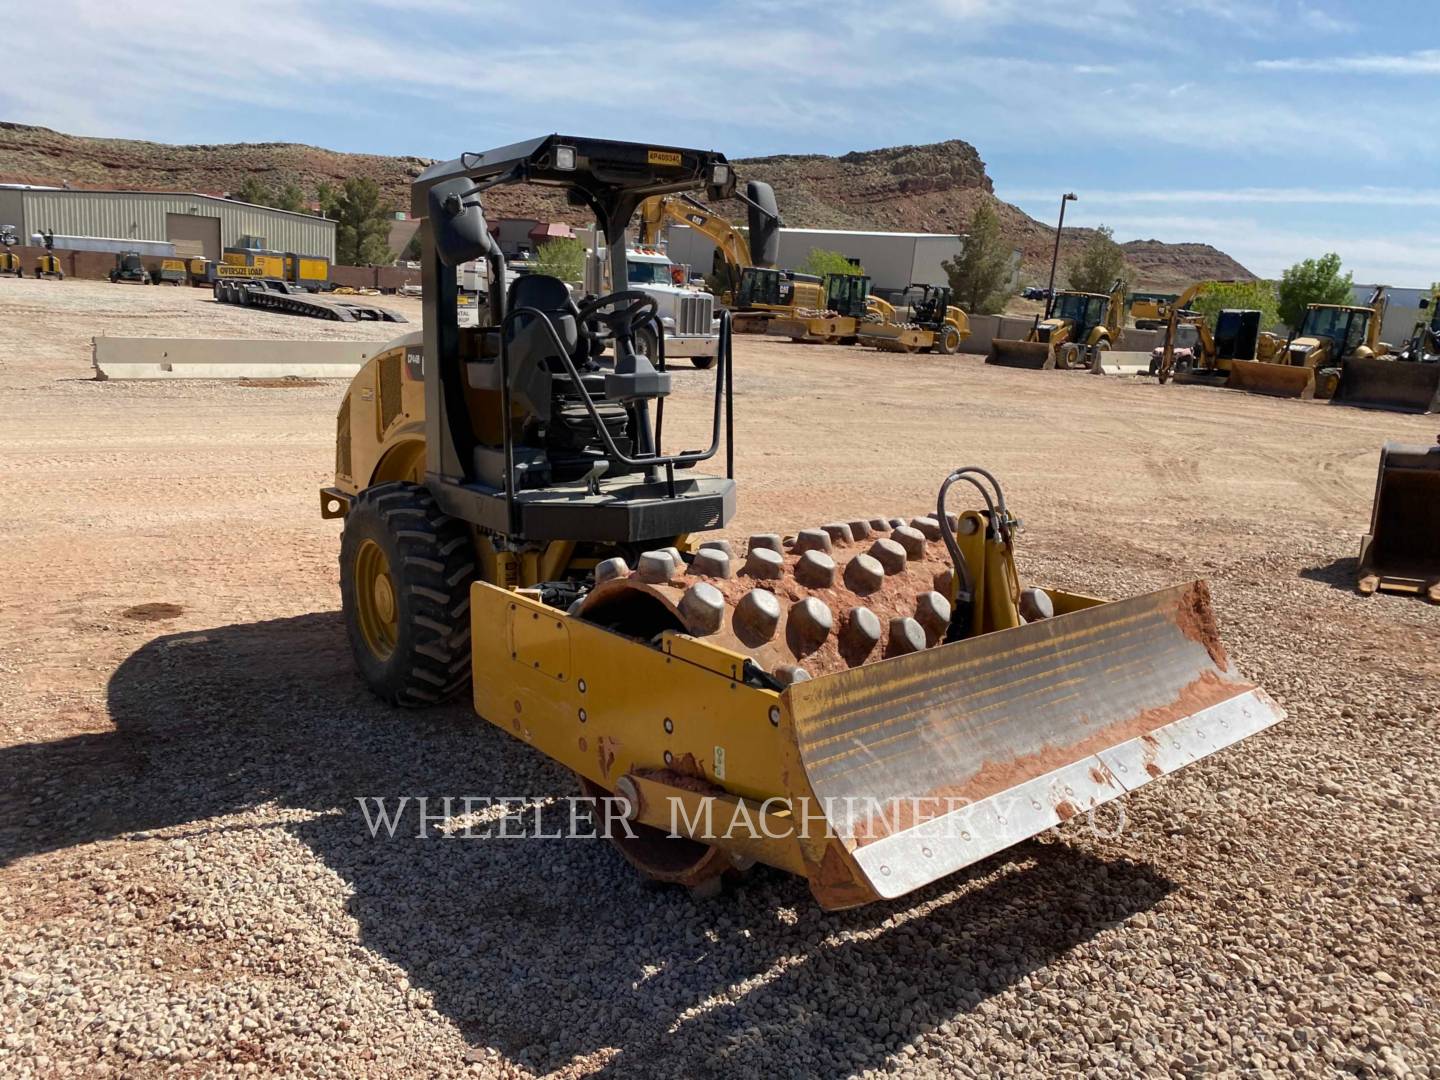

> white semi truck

[{"left": 584, "top": 244, "right": 718, "bottom": 369}]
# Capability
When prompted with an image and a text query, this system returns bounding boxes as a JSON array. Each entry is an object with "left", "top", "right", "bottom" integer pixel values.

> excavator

[
  {"left": 857, "top": 283, "right": 969, "bottom": 353},
  {"left": 636, "top": 183, "right": 780, "bottom": 333},
  {"left": 318, "top": 134, "right": 1281, "bottom": 910},
  {"left": 1227, "top": 287, "right": 1388, "bottom": 400},
  {"left": 1334, "top": 290, "right": 1440, "bottom": 413},
  {"left": 987, "top": 279, "right": 1126, "bottom": 370},
  {"left": 1152, "top": 279, "right": 1277, "bottom": 384}
]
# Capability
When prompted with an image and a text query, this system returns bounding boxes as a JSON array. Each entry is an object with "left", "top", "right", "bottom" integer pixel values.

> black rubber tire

[
  {"left": 689, "top": 355, "right": 714, "bottom": 369},
  {"left": 635, "top": 325, "right": 659, "bottom": 363},
  {"left": 339, "top": 481, "right": 476, "bottom": 707},
  {"left": 937, "top": 325, "right": 960, "bottom": 355}
]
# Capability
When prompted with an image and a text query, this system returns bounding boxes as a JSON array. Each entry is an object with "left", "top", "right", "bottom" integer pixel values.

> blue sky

[{"left": 4, "top": 0, "right": 1435, "bottom": 282}]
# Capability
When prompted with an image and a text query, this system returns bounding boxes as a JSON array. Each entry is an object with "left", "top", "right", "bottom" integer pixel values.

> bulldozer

[
  {"left": 987, "top": 279, "right": 1125, "bottom": 370},
  {"left": 636, "top": 183, "right": 780, "bottom": 333},
  {"left": 1227, "top": 287, "right": 1388, "bottom": 400},
  {"left": 857, "top": 284, "right": 969, "bottom": 354},
  {"left": 319, "top": 134, "right": 1281, "bottom": 910},
  {"left": 1357, "top": 440, "right": 1440, "bottom": 602},
  {"left": 1333, "top": 292, "right": 1440, "bottom": 414},
  {"left": 766, "top": 272, "right": 876, "bottom": 344}
]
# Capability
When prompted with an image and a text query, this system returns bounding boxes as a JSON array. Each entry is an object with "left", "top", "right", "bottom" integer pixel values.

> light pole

[{"left": 1045, "top": 192, "right": 1077, "bottom": 318}]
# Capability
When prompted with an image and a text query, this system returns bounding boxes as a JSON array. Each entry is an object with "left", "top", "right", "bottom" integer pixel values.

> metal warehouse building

[
  {"left": 0, "top": 186, "right": 336, "bottom": 262},
  {"left": 661, "top": 224, "right": 967, "bottom": 298}
]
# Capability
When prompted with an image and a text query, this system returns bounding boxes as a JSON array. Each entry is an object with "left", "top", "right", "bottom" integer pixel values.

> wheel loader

[
  {"left": 319, "top": 134, "right": 1281, "bottom": 910},
  {"left": 987, "top": 279, "right": 1125, "bottom": 370},
  {"left": 1357, "top": 440, "right": 1440, "bottom": 602},
  {"left": 1227, "top": 287, "right": 1388, "bottom": 401},
  {"left": 857, "top": 284, "right": 969, "bottom": 354}
]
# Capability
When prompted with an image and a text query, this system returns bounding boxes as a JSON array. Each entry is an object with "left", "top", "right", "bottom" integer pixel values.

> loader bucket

[
  {"left": 985, "top": 337, "right": 1054, "bottom": 369},
  {"left": 1357, "top": 442, "right": 1440, "bottom": 601},
  {"left": 783, "top": 582, "right": 1281, "bottom": 903},
  {"left": 1225, "top": 359, "right": 1315, "bottom": 399},
  {"left": 1334, "top": 356, "right": 1440, "bottom": 414}
]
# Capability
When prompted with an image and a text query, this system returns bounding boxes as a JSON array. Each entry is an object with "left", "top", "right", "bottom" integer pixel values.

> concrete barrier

[
  {"left": 93, "top": 337, "right": 381, "bottom": 379},
  {"left": 1093, "top": 351, "right": 1153, "bottom": 376},
  {"left": 960, "top": 314, "right": 1040, "bottom": 355}
]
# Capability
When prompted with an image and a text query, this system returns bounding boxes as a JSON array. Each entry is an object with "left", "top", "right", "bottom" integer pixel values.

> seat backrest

[
  {"left": 505, "top": 274, "right": 579, "bottom": 362},
  {"left": 508, "top": 273, "right": 572, "bottom": 315}
]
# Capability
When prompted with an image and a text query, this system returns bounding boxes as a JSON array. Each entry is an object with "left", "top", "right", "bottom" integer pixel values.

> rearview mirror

[
  {"left": 746, "top": 181, "right": 780, "bottom": 268},
  {"left": 428, "top": 178, "right": 495, "bottom": 267}
]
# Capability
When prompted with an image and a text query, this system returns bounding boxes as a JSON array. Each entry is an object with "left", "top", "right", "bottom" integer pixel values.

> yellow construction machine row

[{"left": 318, "top": 134, "right": 1281, "bottom": 910}]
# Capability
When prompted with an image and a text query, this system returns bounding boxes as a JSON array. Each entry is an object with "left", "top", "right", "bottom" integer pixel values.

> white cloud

[
  {"left": 1257, "top": 48, "right": 1440, "bottom": 74},
  {"left": 1298, "top": 5, "right": 1355, "bottom": 33},
  {"left": 1011, "top": 187, "right": 1440, "bottom": 208}
]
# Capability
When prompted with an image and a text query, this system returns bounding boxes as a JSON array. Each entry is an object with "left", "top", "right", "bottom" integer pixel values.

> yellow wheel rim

[{"left": 355, "top": 539, "right": 398, "bottom": 660}]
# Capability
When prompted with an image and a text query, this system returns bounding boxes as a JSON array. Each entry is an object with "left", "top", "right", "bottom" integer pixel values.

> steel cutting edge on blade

[{"left": 781, "top": 582, "right": 1282, "bottom": 899}]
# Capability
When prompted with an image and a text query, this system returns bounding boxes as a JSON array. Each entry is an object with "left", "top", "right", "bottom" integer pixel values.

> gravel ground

[{"left": 0, "top": 277, "right": 1437, "bottom": 1078}]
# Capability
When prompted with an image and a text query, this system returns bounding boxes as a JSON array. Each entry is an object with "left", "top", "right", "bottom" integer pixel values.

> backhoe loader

[
  {"left": 319, "top": 134, "right": 1280, "bottom": 910},
  {"left": 1357, "top": 440, "right": 1440, "bottom": 602},
  {"left": 857, "top": 284, "right": 969, "bottom": 354},
  {"left": 1333, "top": 291, "right": 1440, "bottom": 413},
  {"left": 987, "top": 280, "right": 1125, "bottom": 370},
  {"left": 1228, "top": 287, "right": 1388, "bottom": 400},
  {"left": 636, "top": 182, "right": 780, "bottom": 333}
]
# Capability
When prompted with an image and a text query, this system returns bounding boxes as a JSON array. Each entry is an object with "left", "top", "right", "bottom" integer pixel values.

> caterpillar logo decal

[{"left": 647, "top": 149, "right": 682, "bottom": 167}]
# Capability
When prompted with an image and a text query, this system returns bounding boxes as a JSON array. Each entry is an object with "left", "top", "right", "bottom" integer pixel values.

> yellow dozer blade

[
  {"left": 1225, "top": 359, "right": 1316, "bottom": 399},
  {"left": 1357, "top": 441, "right": 1440, "bottom": 602},
  {"left": 1334, "top": 356, "right": 1440, "bottom": 414},
  {"left": 985, "top": 337, "right": 1054, "bottom": 369},
  {"left": 782, "top": 581, "right": 1277, "bottom": 902}
]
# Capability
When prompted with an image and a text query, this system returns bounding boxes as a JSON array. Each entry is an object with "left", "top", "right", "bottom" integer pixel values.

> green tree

[
  {"left": 1277, "top": 252, "right": 1353, "bottom": 330},
  {"left": 1065, "top": 225, "right": 1129, "bottom": 295},
  {"left": 272, "top": 181, "right": 308, "bottom": 213},
  {"left": 530, "top": 236, "right": 586, "bottom": 283},
  {"left": 801, "top": 248, "right": 863, "bottom": 278},
  {"left": 1187, "top": 280, "right": 1280, "bottom": 333},
  {"left": 231, "top": 176, "right": 309, "bottom": 214},
  {"left": 942, "top": 200, "right": 1016, "bottom": 314},
  {"left": 232, "top": 175, "right": 272, "bottom": 206},
  {"left": 318, "top": 178, "right": 395, "bottom": 266}
]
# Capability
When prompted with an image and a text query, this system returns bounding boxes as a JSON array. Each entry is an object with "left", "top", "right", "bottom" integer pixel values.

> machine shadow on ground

[
  {"left": 1299, "top": 556, "right": 1363, "bottom": 595},
  {"left": 0, "top": 613, "right": 1173, "bottom": 1076}
]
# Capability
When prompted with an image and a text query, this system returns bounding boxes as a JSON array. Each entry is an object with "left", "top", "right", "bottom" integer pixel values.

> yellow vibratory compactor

[{"left": 319, "top": 135, "right": 1282, "bottom": 909}]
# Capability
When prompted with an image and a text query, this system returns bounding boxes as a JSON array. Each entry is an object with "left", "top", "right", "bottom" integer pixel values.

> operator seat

[{"left": 502, "top": 274, "right": 631, "bottom": 479}]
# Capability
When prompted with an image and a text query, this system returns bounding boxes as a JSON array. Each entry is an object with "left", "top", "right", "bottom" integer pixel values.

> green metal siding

[{"left": 15, "top": 190, "right": 336, "bottom": 261}]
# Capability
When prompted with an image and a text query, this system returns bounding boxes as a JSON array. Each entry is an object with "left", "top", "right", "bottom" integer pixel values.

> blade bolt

[
  {"left": 768, "top": 706, "right": 781, "bottom": 726},
  {"left": 663, "top": 717, "right": 674, "bottom": 734}
]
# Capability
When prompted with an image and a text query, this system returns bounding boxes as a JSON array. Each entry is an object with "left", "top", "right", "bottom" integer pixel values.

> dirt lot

[{"left": 1, "top": 277, "right": 1436, "bottom": 1078}]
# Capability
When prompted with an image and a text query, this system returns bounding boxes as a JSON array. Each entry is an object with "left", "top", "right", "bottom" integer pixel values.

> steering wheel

[{"left": 575, "top": 290, "right": 658, "bottom": 338}]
